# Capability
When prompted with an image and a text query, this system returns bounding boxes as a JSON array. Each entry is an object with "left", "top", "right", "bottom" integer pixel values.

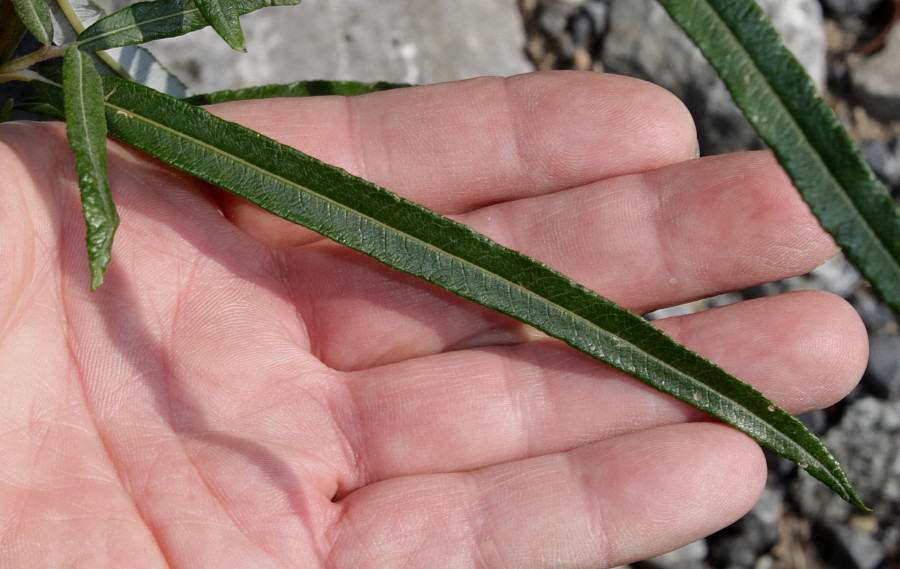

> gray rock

[
  {"left": 807, "top": 253, "right": 863, "bottom": 298},
  {"left": 821, "top": 0, "right": 883, "bottom": 18},
  {"left": 707, "top": 486, "right": 784, "bottom": 569},
  {"left": 853, "top": 26, "right": 900, "bottom": 122},
  {"left": 102, "top": 0, "right": 533, "bottom": 93},
  {"left": 638, "top": 539, "right": 708, "bottom": 569},
  {"left": 861, "top": 138, "right": 900, "bottom": 188},
  {"left": 817, "top": 523, "right": 884, "bottom": 569},
  {"left": 864, "top": 332, "right": 900, "bottom": 399},
  {"left": 792, "top": 397, "right": 900, "bottom": 528},
  {"left": 601, "top": 0, "right": 826, "bottom": 155},
  {"left": 799, "top": 409, "right": 830, "bottom": 435},
  {"left": 849, "top": 289, "right": 898, "bottom": 334}
]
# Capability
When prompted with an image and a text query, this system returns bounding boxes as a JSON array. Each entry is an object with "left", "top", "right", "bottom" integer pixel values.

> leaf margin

[
  {"left": 62, "top": 47, "right": 120, "bottom": 290},
  {"left": 10, "top": 0, "right": 53, "bottom": 44}
]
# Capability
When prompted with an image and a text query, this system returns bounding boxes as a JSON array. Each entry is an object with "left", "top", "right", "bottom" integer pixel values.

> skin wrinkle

[
  {"left": 641, "top": 170, "right": 684, "bottom": 307},
  {"left": 496, "top": 346, "right": 532, "bottom": 461},
  {"left": 468, "top": 471, "right": 504, "bottom": 569},
  {"left": 567, "top": 449, "right": 611, "bottom": 569},
  {"left": 499, "top": 76, "right": 532, "bottom": 205}
]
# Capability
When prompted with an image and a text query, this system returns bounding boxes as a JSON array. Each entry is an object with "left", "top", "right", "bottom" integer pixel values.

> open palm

[{"left": 0, "top": 72, "right": 866, "bottom": 568}]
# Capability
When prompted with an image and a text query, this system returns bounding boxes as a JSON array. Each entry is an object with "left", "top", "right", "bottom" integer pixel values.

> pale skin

[{"left": 0, "top": 71, "right": 867, "bottom": 568}]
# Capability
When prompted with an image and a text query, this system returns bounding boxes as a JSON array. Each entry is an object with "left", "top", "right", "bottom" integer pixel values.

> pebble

[
  {"left": 821, "top": 0, "right": 884, "bottom": 18},
  {"left": 817, "top": 523, "right": 885, "bottom": 569},
  {"left": 849, "top": 289, "right": 898, "bottom": 333},
  {"left": 865, "top": 332, "right": 900, "bottom": 399},
  {"left": 637, "top": 539, "right": 709, "bottom": 569},
  {"left": 792, "top": 397, "right": 900, "bottom": 534},
  {"left": 860, "top": 138, "right": 900, "bottom": 188},
  {"left": 707, "top": 486, "right": 784, "bottom": 569},
  {"left": 853, "top": 26, "right": 900, "bottom": 122}
]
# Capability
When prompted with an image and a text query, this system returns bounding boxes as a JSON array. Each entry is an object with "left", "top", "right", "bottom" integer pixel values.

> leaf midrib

[
  {"left": 101, "top": 96, "right": 826, "bottom": 480},
  {"left": 77, "top": 4, "right": 203, "bottom": 45}
]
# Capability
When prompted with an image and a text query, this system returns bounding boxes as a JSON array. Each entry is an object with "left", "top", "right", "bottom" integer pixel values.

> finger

[
  {"left": 205, "top": 71, "right": 698, "bottom": 247},
  {"left": 293, "top": 151, "right": 838, "bottom": 371},
  {"left": 333, "top": 291, "right": 865, "bottom": 488},
  {"left": 327, "top": 423, "right": 766, "bottom": 569}
]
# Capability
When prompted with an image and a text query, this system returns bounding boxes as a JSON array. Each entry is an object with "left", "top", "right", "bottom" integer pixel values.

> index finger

[{"left": 206, "top": 71, "right": 699, "bottom": 247}]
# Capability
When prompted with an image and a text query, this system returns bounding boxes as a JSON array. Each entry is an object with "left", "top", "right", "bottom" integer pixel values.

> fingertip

[
  {"left": 789, "top": 290, "right": 869, "bottom": 406},
  {"left": 657, "top": 290, "right": 868, "bottom": 415},
  {"left": 594, "top": 424, "right": 766, "bottom": 565},
  {"left": 504, "top": 71, "right": 699, "bottom": 182}
]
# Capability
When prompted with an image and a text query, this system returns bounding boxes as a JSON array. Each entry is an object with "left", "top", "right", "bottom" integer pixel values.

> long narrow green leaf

[
  {"left": 62, "top": 49, "right": 119, "bottom": 290},
  {"left": 655, "top": 0, "right": 900, "bottom": 313},
  {"left": 34, "top": 73, "right": 868, "bottom": 509},
  {"left": 75, "top": 0, "right": 301, "bottom": 52},
  {"left": 184, "top": 79, "right": 408, "bottom": 105},
  {"left": 47, "top": 0, "right": 190, "bottom": 97},
  {"left": 193, "top": 0, "right": 244, "bottom": 51},
  {"left": 10, "top": 0, "right": 52, "bottom": 44}
]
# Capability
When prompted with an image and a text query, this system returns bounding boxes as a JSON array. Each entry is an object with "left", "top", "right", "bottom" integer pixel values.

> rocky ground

[
  {"left": 2, "top": 0, "right": 899, "bottom": 567},
  {"left": 519, "top": 1, "right": 900, "bottom": 568}
]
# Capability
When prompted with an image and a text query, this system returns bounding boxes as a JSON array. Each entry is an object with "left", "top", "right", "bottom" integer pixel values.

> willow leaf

[
  {"left": 33, "top": 73, "right": 867, "bottom": 508},
  {"left": 656, "top": 0, "right": 900, "bottom": 313},
  {"left": 62, "top": 49, "right": 119, "bottom": 289},
  {"left": 76, "top": 0, "right": 301, "bottom": 52},
  {"left": 193, "top": 0, "right": 244, "bottom": 51},
  {"left": 46, "top": 0, "right": 189, "bottom": 97},
  {"left": 185, "top": 79, "right": 408, "bottom": 105},
  {"left": 10, "top": 0, "right": 52, "bottom": 44}
]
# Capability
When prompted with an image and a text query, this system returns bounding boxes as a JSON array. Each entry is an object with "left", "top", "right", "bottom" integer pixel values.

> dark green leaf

[
  {"left": 76, "top": 0, "right": 301, "bottom": 51},
  {"left": 48, "top": 0, "right": 190, "bottom": 96},
  {"left": 34, "top": 72, "right": 867, "bottom": 509},
  {"left": 193, "top": 0, "right": 244, "bottom": 51},
  {"left": 185, "top": 79, "right": 409, "bottom": 105},
  {"left": 656, "top": 0, "right": 900, "bottom": 313},
  {"left": 0, "top": 0, "right": 27, "bottom": 63},
  {"left": 13, "top": 97, "right": 65, "bottom": 119},
  {"left": 62, "top": 48, "right": 120, "bottom": 290},
  {"left": 10, "top": 0, "right": 53, "bottom": 44}
]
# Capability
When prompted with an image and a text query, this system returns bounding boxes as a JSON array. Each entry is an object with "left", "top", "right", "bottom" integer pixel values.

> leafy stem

[{"left": 0, "top": 43, "right": 65, "bottom": 79}]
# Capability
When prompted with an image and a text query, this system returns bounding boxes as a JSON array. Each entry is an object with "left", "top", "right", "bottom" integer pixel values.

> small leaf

[
  {"left": 62, "top": 48, "right": 120, "bottom": 290},
  {"left": 13, "top": 97, "right": 65, "bottom": 119},
  {"left": 184, "top": 79, "right": 408, "bottom": 105},
  {"left": 10, "top": 0, "right": 53, "bottom": 44},
  {"left": 34, "top": 72, "right": 867, "bottom": 509},
  {"left": 75, "top": 0, "right": 301, "bottom": 52},
  {"left": 193, "top": 0, "right": 244, "bottom": 51},
  {"left": 48, "top": 0, "right": 190, "bottom": 97},
  {"left": 655, "top": 0, "right": 900, "bottom": 313}
]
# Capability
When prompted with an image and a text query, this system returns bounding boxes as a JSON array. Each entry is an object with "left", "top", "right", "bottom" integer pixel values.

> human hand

[{"left": 0, "top": 71, "right": 867, "bottom": 568}]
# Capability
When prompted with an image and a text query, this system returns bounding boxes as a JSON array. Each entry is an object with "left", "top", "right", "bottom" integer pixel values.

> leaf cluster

[{"left": 2, "top": 0, "right": 894, "bottom": 511}]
